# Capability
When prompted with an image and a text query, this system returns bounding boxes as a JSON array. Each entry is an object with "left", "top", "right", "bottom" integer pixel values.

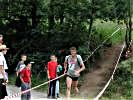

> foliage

[
  {"left": 0, "top": 0, "right": 132, "bottom": 77},
  {"left": 101, "top": 57, "right": 133, "bottom": 100}
]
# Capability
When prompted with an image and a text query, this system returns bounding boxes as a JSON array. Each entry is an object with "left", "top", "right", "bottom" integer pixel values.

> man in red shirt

[
  {"left": 47, "top": 55, "right": 58, "bottom": 99},
  {"left": 20, "top": 60, "right": 32, "bottom": 100}
]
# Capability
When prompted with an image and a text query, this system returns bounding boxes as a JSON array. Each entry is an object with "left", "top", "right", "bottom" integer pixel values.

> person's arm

[
  {"left": 78, "top": 63, "right": 85, "bottom": 73},
  {"left": 64, "top": 56, "right": 68, "bottom": 73},
  {"left": 20, "top": 71, "right": 25, "bottom": 84},
  {"left": 16, "top": 62, "right": 20, "bottom": 76},
  {"left": 47, "top": 63, "right": 50, "bottom": 80},
  {"left": 76, "top": 55, "right": 85, "bottom": 74},
  {"left": 0, "top": 65, "right": 7, "bottom": 80},
  {"left": 29, "top": 78, "right": 31, "bottom": 86}
]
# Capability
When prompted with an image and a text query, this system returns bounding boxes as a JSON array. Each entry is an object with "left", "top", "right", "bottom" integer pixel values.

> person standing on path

[
  {"left": 20, "top": 60, "right": 32, "bottom": 100},
  {"left": 64, "top": 47, "right": 85, "bottom": 100},
  {"left": 47, "top": 54, "right": 58, "bottom": 99},
  {"left": 16, "top": 54, "right": 27, "bottom": 76},
  {"left": 0, "top": 45, "right": 9, "bottom": 99},
  {"left": 55, "top": 64, "right": 63, "bottom": 98}
]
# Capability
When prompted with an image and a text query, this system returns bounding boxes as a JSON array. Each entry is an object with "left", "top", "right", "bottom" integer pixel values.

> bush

[{"left": 102, "top": 57, "right": 133, "bottom": 100}]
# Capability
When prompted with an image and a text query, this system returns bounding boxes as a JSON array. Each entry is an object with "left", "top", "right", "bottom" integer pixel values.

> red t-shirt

[
  {"left": 47, "top": 61, "right": 58, "bottom": 79},
  {"left": 20, "top": 68, "right": 31, "bottom": 83}
]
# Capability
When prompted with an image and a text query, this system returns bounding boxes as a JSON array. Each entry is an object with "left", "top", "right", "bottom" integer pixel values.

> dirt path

[
  {"left": 79, "top": 44, "right": 123, "bottom": 99},
  {"left": 7, "top": 85, "right": 46, "bottom": 100},
  {"left": 7, "top": 85, "right": 88, "bottom": 100}
]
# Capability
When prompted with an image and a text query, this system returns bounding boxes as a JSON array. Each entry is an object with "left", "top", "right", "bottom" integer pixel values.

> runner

[
  {"left": 64, "top": 47, "right": 85, "bottom": 100},
  {"left": 0, "top": 45, "right": 9, "bottom": 99},
  {"left": 20, "top": 60, "right": 32, "bottom": 100},
  {"left": 47, "top": 54, "right": 58, "bottom": 99}
]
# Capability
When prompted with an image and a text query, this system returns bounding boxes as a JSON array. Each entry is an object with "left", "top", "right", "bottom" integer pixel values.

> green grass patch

[
  {"left": 101, "top": 57, "right": 133, "bottom": 100},
  {"left": 94, "top": 20, "right": 126, "bottom": 44}
]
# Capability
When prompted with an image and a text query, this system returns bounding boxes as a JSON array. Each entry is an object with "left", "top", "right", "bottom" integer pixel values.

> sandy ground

[{"left": 5, "top": 85, "right": 88, "bottom": 100}]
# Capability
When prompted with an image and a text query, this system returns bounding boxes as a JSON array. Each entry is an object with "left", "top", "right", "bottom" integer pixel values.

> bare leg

[
  {"left": 73, "top": 81, "right": 79, "bottom": 94},
  {"left": 66, "top": 77, "right": 72, "bottom": 100}
]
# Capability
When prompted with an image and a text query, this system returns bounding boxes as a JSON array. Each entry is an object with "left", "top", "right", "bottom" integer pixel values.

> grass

[
  {"left": 94, "top": 19, "right": 126, "bottom": 44},
  {"left": 101, "top": 57, "right": 133, "bottom": 100}
]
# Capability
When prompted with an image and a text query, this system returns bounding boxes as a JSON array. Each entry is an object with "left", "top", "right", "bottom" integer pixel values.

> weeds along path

[{"left": 79, "top": 44, "right": 123, "bottom": 98}]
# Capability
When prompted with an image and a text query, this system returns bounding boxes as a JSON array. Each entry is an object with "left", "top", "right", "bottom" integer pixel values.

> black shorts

[
  {"left": 67, "top": 75, "right": 79, "bottom": 81},
  {"left": 0, "top": 79, "right": 8, "bottom": 99}
]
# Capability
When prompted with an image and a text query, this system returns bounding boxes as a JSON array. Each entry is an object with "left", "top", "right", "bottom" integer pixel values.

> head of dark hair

[
  {"left": 70, "top": 47, "right": 77, "bottom": 51},
  {"left": 0, "top": 34, "right": 3, "bottom": 37},
  {"left": 21, "top": 54, "right": 27, "bottom": 57},
  {"left": 50, "top": 54, "right": 56, "bottom": 57},
  {"left": 24, "top": 60, "right": 31, "bottom": 66}
]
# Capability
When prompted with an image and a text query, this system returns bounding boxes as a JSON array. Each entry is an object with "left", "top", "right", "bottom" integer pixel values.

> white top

[
  {"left": 0, "top": 52, "right": 8, "bottom": 79},
  {"left": 19, "top": 64, "right": 25, "bottom": 72}
]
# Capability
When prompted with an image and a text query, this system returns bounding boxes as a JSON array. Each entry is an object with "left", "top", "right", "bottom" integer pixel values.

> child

[
  {"left": 16, "top": 54, "right": 27, "bottom": 76},
  {"left": 47, "top": 55, "right": 58, "bottom": 99},
  {"left": 56, "top": 64, "right": 63, "bottom": 98},
  {"left": 20, "top": 60, "right": 32, "bottom": 100}
]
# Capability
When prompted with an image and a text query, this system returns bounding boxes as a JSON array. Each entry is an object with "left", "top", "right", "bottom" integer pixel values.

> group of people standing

[
  {"left": 0, "top": 34, "right": 85, "bottom": 100},
  {"left": 47, "top": 47, "right": 85, "bottom": 100}
]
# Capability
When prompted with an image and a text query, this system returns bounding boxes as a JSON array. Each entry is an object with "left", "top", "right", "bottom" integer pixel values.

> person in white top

[{"left": 0, "top": 45, "right": 9, "bottom": 99}]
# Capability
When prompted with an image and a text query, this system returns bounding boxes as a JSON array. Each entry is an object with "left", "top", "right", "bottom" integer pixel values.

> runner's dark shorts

[{"left": 67, "top": 75, "right": 79, "bottom": 81}]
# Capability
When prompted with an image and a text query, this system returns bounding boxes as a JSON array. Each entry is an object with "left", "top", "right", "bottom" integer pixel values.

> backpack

[
  {"left": 15, "top": 73, "right": 21, "bottom": 87},
  {"left": 57, "top": 65, "right": 63, "bottom": 76}
]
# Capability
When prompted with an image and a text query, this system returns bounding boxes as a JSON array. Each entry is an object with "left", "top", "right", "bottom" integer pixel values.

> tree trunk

[
  {"left": 59, "top": 6, "right": 64, "bottom": 25},
  {"left": 31, "top": 0, "right": 37, "bottom": 28},
  {"left": 124, "top": 19, "right": 129, "bottom": 48},
  {"left": 48, "top": 0, "right": 55, "bottom": 30},
  {"left": 128, "top": 0, "right": 132, "bottom": 43}
]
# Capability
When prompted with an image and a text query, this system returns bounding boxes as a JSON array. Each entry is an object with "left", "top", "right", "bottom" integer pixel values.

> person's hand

[
  {"left": 3, "top": 79, "right": 8, "bottom": 85},
  {"left": 5, "top": 79, "right": 8, "bottom": 83},
  {"left": 48, "top": 75, "right": 50, "bottom": 80},
  {"left": 29, "top": 82, "right": 31, "bottom": 87},
  {"left": 64, "top": 69, "right": 67, "bottom": 74},
  {"left": 75, "top": 70, "right": 80, "bottom": 76}
]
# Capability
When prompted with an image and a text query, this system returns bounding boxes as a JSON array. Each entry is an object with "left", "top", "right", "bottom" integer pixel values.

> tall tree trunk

[
  {"left": 59, "top": 5, "right": 64, "bottom": 25},
  {"left": 31, "top": 0, "right": 37, "bottom": 28},
  {"left": 88, "top": 17, "right": 94, "bottom": 36},
  {"left": 88, "top": 0, "right": 94, "bottom": 36},
  {"left": 48, "top": 0, "right": 55, "bottom": 30},
  {"left": 124, "top": 19, "right": 129, "bottom": 48},
  {"left": 128, "top": 0, "right": 132, "bottom": 43}
]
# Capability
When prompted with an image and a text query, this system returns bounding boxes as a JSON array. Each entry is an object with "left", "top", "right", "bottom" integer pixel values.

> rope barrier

[
  {"left": 83, "top": 27, "right": 122, "bottom": 62},
  {"left": 93, "top": 42, "right": 125, "bottom": 100},
  {"left": 4, "top": 73, "right": 66, "bottom": 100}
]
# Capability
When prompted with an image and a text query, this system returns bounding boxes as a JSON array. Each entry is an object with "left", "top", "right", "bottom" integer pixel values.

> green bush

[{"left": 101, "top": 57, "right": 133, "bottom": 100}]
